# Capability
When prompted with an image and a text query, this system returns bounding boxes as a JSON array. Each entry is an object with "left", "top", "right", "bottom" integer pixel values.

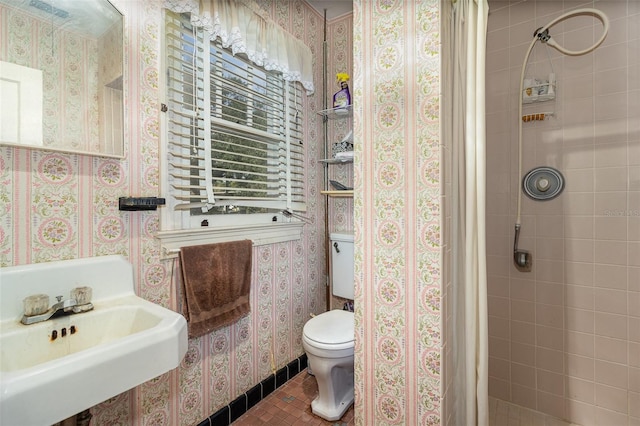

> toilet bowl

[{"left": 302, "top": 309, "right": 354, "bottom": 421}]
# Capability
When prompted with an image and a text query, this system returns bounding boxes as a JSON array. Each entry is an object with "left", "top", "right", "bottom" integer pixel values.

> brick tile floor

[{"left": 233, "top": 371, "right": 354, "bottom": 425}]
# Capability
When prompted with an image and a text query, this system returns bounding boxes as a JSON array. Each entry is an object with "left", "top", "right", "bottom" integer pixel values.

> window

[{"left": 160, "top": 11, "right": 306, "bottom": 245}]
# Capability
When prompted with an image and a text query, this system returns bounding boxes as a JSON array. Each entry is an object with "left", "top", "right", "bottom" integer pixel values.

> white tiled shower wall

[{"left": 486, "top": 1, "right": 639, "bottom": 425}]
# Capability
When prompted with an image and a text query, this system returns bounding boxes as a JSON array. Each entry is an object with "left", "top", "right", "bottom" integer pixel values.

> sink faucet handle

[
  {"left": 23, "top": 294, "right": 50, "bottom": 316},
  {"left": 71, "top": 286, "right": 93, "bottom": 305}
]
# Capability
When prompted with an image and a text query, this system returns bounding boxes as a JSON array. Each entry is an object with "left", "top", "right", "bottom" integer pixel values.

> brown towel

[{"left": 179, "top": 240, "right": 252, "bottom": 338}]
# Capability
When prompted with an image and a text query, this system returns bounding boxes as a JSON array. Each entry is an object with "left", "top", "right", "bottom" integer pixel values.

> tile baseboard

[{"left": 198, "top": 353, "right": 308, "bottom": 426}]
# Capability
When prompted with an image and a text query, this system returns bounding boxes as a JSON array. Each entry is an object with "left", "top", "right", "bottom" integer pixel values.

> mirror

[{"left": 0, "top": 0, "right": 124, "bottom": 158}]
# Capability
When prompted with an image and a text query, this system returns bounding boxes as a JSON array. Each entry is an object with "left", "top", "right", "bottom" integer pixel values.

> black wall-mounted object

[{"left": 118, "top": 197, "right": 166, "bottom": 211}]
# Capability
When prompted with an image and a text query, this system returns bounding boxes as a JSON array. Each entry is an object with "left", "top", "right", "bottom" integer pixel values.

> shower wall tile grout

[{"left": 486, "top": 1, "right": 638, "bottom": 425}]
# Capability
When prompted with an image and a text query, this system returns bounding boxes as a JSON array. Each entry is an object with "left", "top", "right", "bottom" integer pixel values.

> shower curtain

[{"left": 444, "top": 0, "right": 489, "bottom": 425}]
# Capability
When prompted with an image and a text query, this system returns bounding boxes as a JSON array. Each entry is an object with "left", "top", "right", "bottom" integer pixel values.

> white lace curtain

[{"left": 164, "top": 0, "right": 315, "bottom": 94}]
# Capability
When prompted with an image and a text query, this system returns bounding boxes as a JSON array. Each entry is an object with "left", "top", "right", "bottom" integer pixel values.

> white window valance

[{"left": 164, "top": 0, "right": 315, "bottom": 95}]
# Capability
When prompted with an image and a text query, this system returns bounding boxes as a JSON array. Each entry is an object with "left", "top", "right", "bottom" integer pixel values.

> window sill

[{"left": 156, "top": 222, "right": 304, "bottom": 259}]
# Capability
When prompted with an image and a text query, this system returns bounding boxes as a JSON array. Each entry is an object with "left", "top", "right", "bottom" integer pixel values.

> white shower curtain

[{"left": 444, "top": 0, "right": 489, "bottom": 425}]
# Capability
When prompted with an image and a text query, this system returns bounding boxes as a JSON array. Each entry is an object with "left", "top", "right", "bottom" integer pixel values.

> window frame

[{"left": 157, "top": 10, "right": 305, "bottom": 256}]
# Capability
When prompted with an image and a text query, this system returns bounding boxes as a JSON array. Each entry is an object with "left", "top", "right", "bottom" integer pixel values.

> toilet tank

[{"left": 330, "top": 233, "right": 354, "bottom": 300}]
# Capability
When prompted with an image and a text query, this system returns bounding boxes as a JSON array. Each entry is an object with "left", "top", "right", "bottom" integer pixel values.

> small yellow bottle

[{"left": 333, "top": 72, "right": 351, "bottom": 109}]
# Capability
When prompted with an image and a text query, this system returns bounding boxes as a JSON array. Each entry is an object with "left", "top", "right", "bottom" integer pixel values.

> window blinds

[{"left": 165, "top": 11, "right": 305, "bottom": 215}]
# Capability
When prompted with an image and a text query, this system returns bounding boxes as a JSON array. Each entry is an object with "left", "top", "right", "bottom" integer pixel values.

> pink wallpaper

[
  {"left": 486, "top": 1, "right": 639, "bottom": 424},
  {"left": 353, "top": 1, "right": 442, "bottom": 424},
  {"left": 1, "top": 0, "right": 328, "bottom": 424},
  {"left": 326, "top": 13, "right": 355, "bottom": 310},
  {"left": 1, "top": 0, "right": 449, "bottom": 424},
  {"left": 326, "top": 13, "right": 354, "bottom": 236}
]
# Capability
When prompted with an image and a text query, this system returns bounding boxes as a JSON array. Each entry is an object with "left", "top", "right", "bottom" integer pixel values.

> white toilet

[{"left": 302, "top": 233, "right": 355, "bottom": 421}]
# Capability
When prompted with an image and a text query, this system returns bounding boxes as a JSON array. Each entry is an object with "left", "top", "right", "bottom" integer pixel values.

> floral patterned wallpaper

[
  {"left": 326, "top": 13, "right": 355, "bottom": 310},
  {"left": 352, "top": 1, "right": 442, "bottom": 424},
  {"left": 1, "top": 0, "right": 446, "bottom": 424},
  {"left": 1, "top": 0, "right": 328, "bottom": 424}
]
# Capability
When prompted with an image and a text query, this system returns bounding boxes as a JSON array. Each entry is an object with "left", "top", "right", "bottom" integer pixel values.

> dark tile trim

[
  {"left": 246, "top": 383, "right": 262, "bottom": 410},
  {"left": 200, "top": 353, "right": 308, "bottom": 425},
  {"left": 262, "top": 374, "right": 275, "bottom": 398},
  {"left": 209, "top": 406, "right": 229, "bottom": 426},
  {"left": 299, "top": 353, "right": 308, "bottom": 370},
  {"left": 287, "top": 358, "right": 300, "bottom": 377},
  {"left": 229, "top": 394, "right": 247, "bottom": 423},
  {"left": 275, "top": 366, "right": 288, "bottom": 388}
]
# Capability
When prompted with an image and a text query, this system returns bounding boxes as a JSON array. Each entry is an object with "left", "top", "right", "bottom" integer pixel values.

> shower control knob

[
  {"left": 536, "top": 177, "right": 550, "bottom": 192},
  {"left": 523, "top": 167, "right": 564, "bottom": 201}
]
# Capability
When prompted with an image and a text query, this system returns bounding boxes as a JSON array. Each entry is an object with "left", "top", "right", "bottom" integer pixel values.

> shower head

[{"left": 535, "top": 8, "right": 609, "bottom": 56}]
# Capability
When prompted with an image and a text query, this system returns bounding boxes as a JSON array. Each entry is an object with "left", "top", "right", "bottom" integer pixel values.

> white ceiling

[{"left": 307, "top": 0, "right": 353, "bottom": 21}]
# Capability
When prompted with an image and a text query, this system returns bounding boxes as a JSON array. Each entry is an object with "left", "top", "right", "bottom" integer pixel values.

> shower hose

[{"left": 513, "top": 8, "right": 609, "bottom": 268}]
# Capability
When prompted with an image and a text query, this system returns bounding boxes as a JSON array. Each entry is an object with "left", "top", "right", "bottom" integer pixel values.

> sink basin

[
  {"left": 1, "top": 303, "right": 164, "bottom": 372},
  {"left": 0, "top": 256, "right": 188, "bottom": 425}
]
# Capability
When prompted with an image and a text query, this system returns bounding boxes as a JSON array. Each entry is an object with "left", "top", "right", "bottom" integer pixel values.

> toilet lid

[{"left": 303, "top": 310, "right": 354, "bottom": 345}]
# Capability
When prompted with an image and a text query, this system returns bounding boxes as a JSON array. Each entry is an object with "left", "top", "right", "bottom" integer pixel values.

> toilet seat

[{"left": 303, "top": 310, "right": 354, "bottom": 351}]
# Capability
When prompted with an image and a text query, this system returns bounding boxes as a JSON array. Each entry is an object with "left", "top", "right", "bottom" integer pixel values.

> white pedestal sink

[{"left": 0, "top": 255, "right": 188, "bottom": 425}]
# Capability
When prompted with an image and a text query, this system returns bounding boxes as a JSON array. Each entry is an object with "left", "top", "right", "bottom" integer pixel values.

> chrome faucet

[{"left": 21, "top": 295, "right": 93, "bottom": 325}]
